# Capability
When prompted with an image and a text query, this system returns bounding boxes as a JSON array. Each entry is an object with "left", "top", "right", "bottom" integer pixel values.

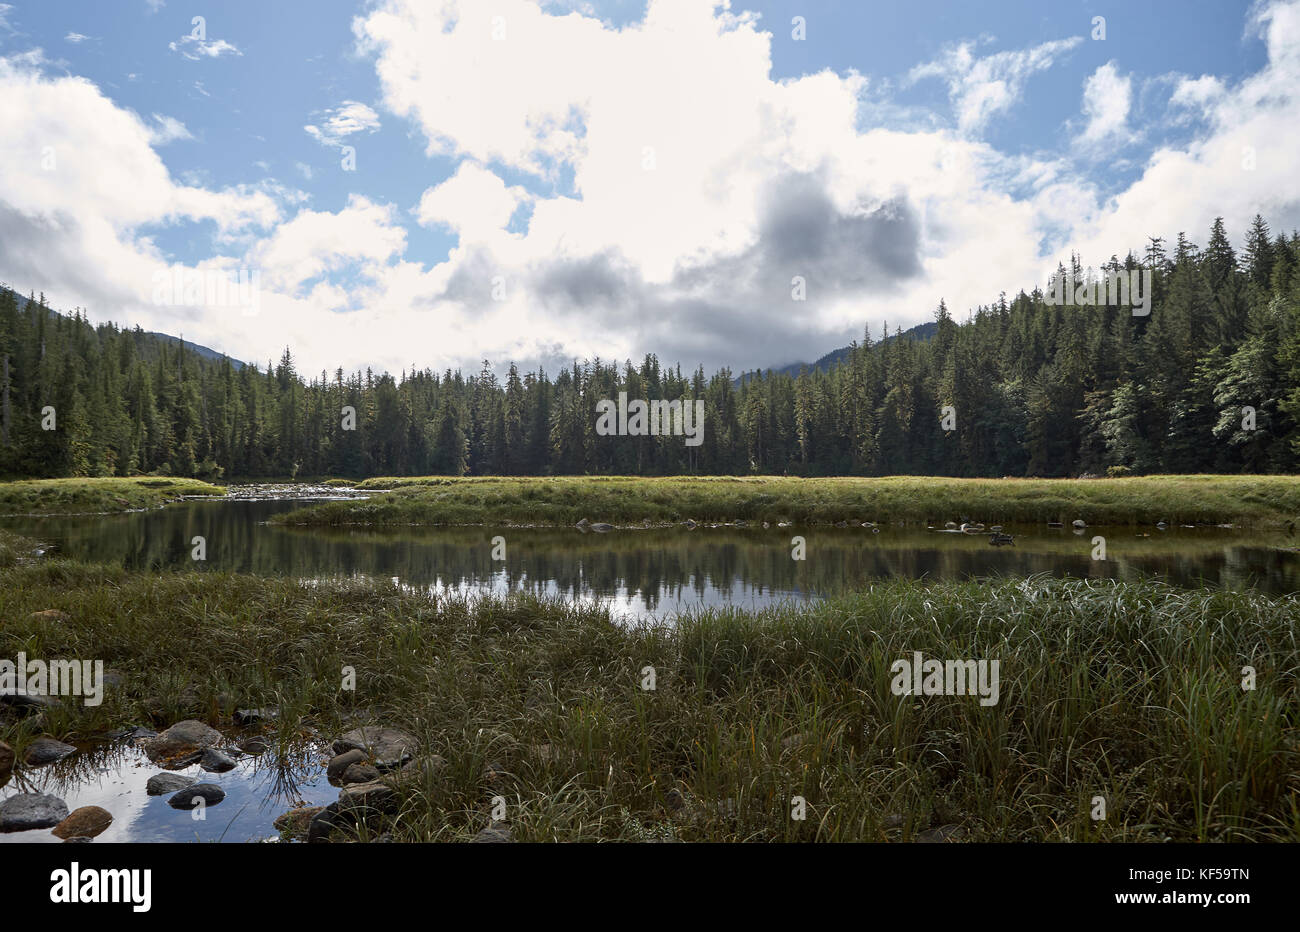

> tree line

[{"left": 2, "top": 214, "right": 1298, "bottom": 480}]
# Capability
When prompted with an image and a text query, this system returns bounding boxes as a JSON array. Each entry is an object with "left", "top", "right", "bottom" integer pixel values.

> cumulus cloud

[
  {"left": 1080, "top": 62, "right": 1132, "bottom": 145},
  {"left": 416, "top": 161, "right": 529, "bottom": 240},
  {"left": 2, "top": 0, "right": 1300, "bottom": 382}
]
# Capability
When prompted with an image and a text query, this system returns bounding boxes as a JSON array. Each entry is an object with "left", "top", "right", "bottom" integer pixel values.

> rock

[
  {"left": 341, "top": 762, "right": 382, "bottom": 785},
  {"left": 684, "top": 519, "right": 697, "bottom": 529},
  {"left": 0, "top": 793, "right": 69, "bottom": 832},
  {"left": 24, "top": 737, "right": 76, "bottom": 767},
  {"left": 274, "top": 806, "right": 325, "bottom": 840},
  {"left": 944, "top": 521, "right": 958, "bottom": 529},
  {"left": 590, "top": 522, "right": 614, "bottom": 533},
  {"left": 52, "top": 806, "right": 113, "bottom": 839},
  {"left": 101, "top": 669, "right": 126, "bottom": 689},
  {"left": 145, "top": 720, "right": 224, "bottom": 762},
  {"left": 199, "top": 748, "right": 237, "bottom": 773},
  {"left": 63, "top": 836, "right": 93, "bottom": 843},
  {"left": 396, "top": 755, "right": 447, "bottom": 786},
  {"left": 835, "top": 520, "right": 848, "bottom": 528},
  {"left": 331, "top": 727, "right": 416, "bottom": 771},
  {"left": 233, "top": 708, "right": 275, "bottom": 726},
  {"left": 237, "top": 736, "right": 271, "bottom": 755},
  {"left": 28, "top": 609, "right": 70, "bottom": 623},
  {"left": 307, "top": 803, "right": 340, "bottom": 843},
  {"left": 1072, "top": 519, "right": 1087, "bottom": 529},
  {"left": 916, "top": 823, "right": 966, "bottom": 843},
  {"left": 338, "top": 780, "right": 399, "bottom": 818},
  {"left": 575, "top": 518, "right": 590, "bottom": 529},
  {"left": 881, "top": 813, "right": 905, "bottom": 830},
  {"left": 168, "top": 784, "right": 226, "bottom": 810},
  {"left": 0, "top": 741, "right": 13, "bottom": 780},
  {"left": 480, "top": 760, "right": 508, "bottom": 784},
  {"left": 146, "top": 772, "right": 197, "bottom": 796},
  {"left": 471, "top": 822, "right": 513, "bottom": 843},
  {"left": 326, "top": 749, "right": 367, "bottom": 783},
  {"left": 0, "top": 690, "right": 60, "bottom": 712}
]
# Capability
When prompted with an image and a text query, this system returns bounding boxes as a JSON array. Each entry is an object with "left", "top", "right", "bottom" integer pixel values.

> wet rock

[
  {"left": 168, "top": 784, "right": 226, "bottom": 810},
  {"left": 590, "top": 522, "right": 614, "bottom": 533},
  {"left": 575, "top": 517, "right": 590, "bottom": 529},
  {"left": 274, "top": 805, "right": 325, "bottom": 840},
  {"left": 24, "top": 737, "right": 76, "bottom": 767},
  {"left": 331, "top": 727, "right": 416, "bottom": 771},
  {"left": 52, "top": 806, "right": 113, "bottom": 839},
  {"left": 199, "top": 748, "right": 237, "bottom": 773},
  {"left": 145, "top": 720, "right": 224, "bottom": 762},
  {"left": 0, "top": 793, "right": 69, "bottom": 832},
  {"left": 237, "top": 736, "right": 271, "bottom": 755},
  {"left": 0, "top": 741, "right": 13, "bottom": 780},
  {"left": 341, "top": 762, "right": 382, "bottom": 785},
  {"left": 146, "top": 772, "right": 197, "bottom": 796},
  {"left": 471, "top": 822, "right": 513, "bottom": 843},
  {"left": 684, "top": 519, "right": 697, "bottom": 529},
  {"left": 233, "top": 707, "right": 276, "bottom": 726},
  {"left": 1072, "top": 519, "right": 1087, "bottom": 529},
  {"left": 63, "top": 836, "right": 93, "bottom": 843},
  {"left": 916, "top": 823, "right": 966, "bottom": 843},
  {"left": 327, "top": 748, "right": 367, "bottom": 783},
  {"left": 28, "top": 609, "right": 70, "bottom": 623}
]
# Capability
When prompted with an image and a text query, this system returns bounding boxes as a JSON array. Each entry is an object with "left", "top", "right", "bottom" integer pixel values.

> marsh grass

[
  {"left": 0, "top": 477, "right": 225, "bottom": 516},
  {"left": 275, "top": 474, "right": 1300, "bottom": 530},
  {"left": 2, "top": 558, "right": 1296, "bottom": 842}
]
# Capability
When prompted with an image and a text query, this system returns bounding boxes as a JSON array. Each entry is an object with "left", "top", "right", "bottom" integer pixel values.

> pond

[{"left": 3, "top": 494, "right": 1297, "bottom": 623}]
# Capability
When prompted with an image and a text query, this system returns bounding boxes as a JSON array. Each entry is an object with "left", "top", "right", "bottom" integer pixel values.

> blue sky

[{"left": 0, "top": 1, "right": 1294, "bottom": 377}]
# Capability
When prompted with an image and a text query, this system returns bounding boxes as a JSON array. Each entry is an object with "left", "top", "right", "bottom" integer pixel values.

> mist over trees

[{"left": 2, "top": 215, "right": 1298, "bottom": 480}]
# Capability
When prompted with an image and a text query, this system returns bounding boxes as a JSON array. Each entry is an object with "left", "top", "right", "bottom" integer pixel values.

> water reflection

[
  {"left": 0, "top": 735, "right": 331, "bottom": 844},
  {"left": 3, "top": 498, "right": 1296, "bottom": 619}
]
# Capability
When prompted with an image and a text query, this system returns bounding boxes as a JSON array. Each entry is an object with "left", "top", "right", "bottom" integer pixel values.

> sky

[{"left": 0, "top": 0, "right": 1296, "bottom": 379}]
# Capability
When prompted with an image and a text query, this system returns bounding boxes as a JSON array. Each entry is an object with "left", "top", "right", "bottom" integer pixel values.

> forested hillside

[{"left": 2, "top": 215, "right": 1298, "bottom": 480}]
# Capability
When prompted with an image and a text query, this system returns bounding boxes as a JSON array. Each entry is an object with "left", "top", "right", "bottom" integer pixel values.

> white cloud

[
  {"left": 416, "top": 161, "right": 528, "bottom": 241},
  {"left": 304, "top": 100, "right": 381, "bottom": 147},
  {"left": 169, "top": 35, "right": 241, "bottom": 61},
  {"left": 1080, "top": 62, "right": 1132, "bottom": 145},
  {"left": 64, "top": 32, "right": 93, "bottom": 44},
  {"left": 3, "top": 0, "right": 1299, "bottom": 382},
  {"left": 908, "top": 36, "right": 1083, "bottom": 135},
  {"left": 148, "top": 113, "right": 192, "bottom": 145}
]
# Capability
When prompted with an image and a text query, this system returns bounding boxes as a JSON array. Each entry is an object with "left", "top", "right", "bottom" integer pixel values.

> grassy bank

[
  {"left": 0, "top": 477, "right": 225, "bottom": 516},
  {"left": 3, "top": 559, "right": 1296, "bottom": 841},
  {"left": 274, "top": 474, "right": 1300, "bottom": 529}
]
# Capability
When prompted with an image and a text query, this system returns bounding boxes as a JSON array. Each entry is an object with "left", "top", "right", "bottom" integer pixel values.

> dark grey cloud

[{"left": 432, "top": 173, "right": 924, "bottom": 377}]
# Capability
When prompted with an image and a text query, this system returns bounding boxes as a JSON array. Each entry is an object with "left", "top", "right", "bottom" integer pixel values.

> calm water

[
  {"left": 3, "top": 496, "right": 1297, "bottom": 621},
  {"left": 0, "top": 735, "right": 332, "bottom": 844}
]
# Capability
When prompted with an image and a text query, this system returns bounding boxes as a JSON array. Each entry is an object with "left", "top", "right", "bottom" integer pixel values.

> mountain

[
  {"left": 737, "top": 320, "right": 939, "bottom": 385},
  {"left": 0, "top": 285, "right": 244, "bottom": 369}
]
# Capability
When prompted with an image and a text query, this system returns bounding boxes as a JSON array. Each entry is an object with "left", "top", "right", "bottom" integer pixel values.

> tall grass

[
  {"left": 0, "top": 477, "right": 225, "bottom": 515},
  {"left": 2, "top": 560, "right": 1295, "bottom": 841},
  {"left": 275, "top": 474, "right": 1300, "bottom": 529}
]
